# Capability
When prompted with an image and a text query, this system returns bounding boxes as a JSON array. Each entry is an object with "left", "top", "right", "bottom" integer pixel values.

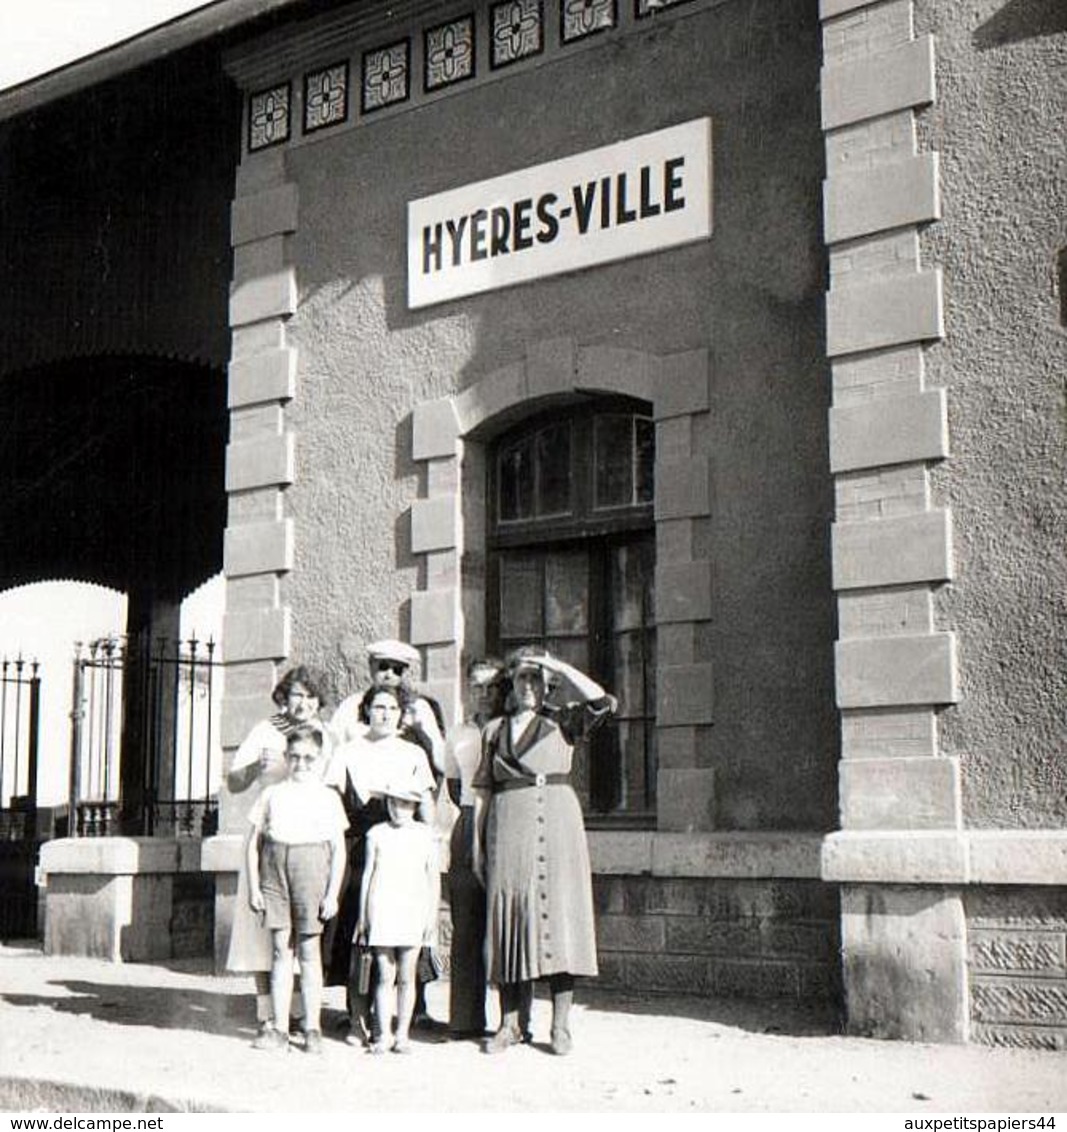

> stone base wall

[
  {"left": 967, "top": 886, "right": 1067, "bottom": 1050},
  {"left": 592, "top": 875, "right": 841, "bottom": 1003}
]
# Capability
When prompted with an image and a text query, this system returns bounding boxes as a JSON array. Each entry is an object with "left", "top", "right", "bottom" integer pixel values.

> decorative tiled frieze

[
  {"left": 304, "top": 61, "right": 349, "bottom": 132},
  {"left": 248, "top": 84, "right": 290, "bottom": 151},
  {"left": 228, "top": 0, "right": 713, "bottom": 153},
  {"left": 425, "top": 16, "right": 476, "bottom": 90},
  {"left": 561, "top": 0, "right": 616, "bottom": 42},
  {"left": 361, "top": 40, "right": 411, "bottom": 113},
  {"left": 490, "top": 0, "right": 544, "bottom": 68}
]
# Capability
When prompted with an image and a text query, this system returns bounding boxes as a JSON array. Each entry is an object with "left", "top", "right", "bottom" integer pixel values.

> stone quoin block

[
  {"left": 651, "top": 832, "right": 824, "bottom": 879},
  {"left": 655, "top": 560, "right": 713, "bottom": 623},
  {"left": 840, "top": 706, "right": 937, "bottom": 759},
  {"left": 822, "top": 831, "right": 967, "bottom": 884},
  {"left": 225, "top": 433, "right": 294, "bottom": 492},
  {"left": 576, "top": 345, "right": 654, "bottom": 404},
  {"left": 820, "top": 0, "right": 887, "bottom": 20},
  {"left": 223, "top": 519, "right": 294, "bottom": 578},
  {"left": 821, "top": 34, "right": 936, "bottom": 131},
  {"left": 656, "top": 726, "right": 699, "bottom": 769},
  {"left": 654, "top": 458, "right": 712, "bottom": 521},
  {"left": 829, "top": 387, "right": 948, "bottom": 473},
  {"left": 832, "top": 508, "right": 953, "bottom": 589},
  {"left": 409, "top": 587, "right": 458, "bottom": 645},
  {"left": 653, "top": 349, "right": 710, "bottom": 421},
  {"left": 228, "top": 347, "right": 297, "bottom": 409},
  {"left": 221, "top": 693, "right": 277, "bottom": 752},
  {"left": 229, "top": 267, "right": 297, "bottom": 327},
  {"left": 221, "top": 607, "right": 291, "bottom": 666},
  {"left": 968, "top": 831, "right": 1067, "bottom": 886},
  {"left": 410, "top": 496, "right": 457, "bottom": 554},
  {"left": 841, "top": 884, "right": 968, "bottom": 1042},
  {"left": 453, "top": 362, "right": 526, "bottom": 436},
  {"left": 657, "top": 768, "right": 716, "bottom": 832},
  {"left": 526, "top": 337, "right": 577, "bottom": 400},
  {"left": 412, "top": 398, "right": 460, "bottom": 462},
  {"left": 587, "top": 831, "right": 654, "bottom": 874},
  {"left": 840, "top": 756, "right": 961, "bottom": 830},
  {"left": 827, "top": 270, "right": 944, "bottom": 357},
  {"left": 230, "top": 183, "right": 299, "bottom": 247},
  {"left": 824, "top": 153, "right": 940, "bottom": 244},
  {"left": 835, "top": 631, "right": 958, "bottom": 707},
  {"left": 656, "top": 663, "right": 713, "bottom": 726},
  {"left": 230, "top": 404, "right": 283, "bottom": 445}
]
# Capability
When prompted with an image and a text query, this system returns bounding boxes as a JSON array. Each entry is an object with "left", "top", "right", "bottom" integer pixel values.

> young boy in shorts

[{"left": 246, "top": 723, "right": 348, "bottom": 1053}]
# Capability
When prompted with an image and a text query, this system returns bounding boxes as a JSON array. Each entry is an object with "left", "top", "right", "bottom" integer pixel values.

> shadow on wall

[{"left": 973, "top": 0, "right": 1067, "bottom": 48}]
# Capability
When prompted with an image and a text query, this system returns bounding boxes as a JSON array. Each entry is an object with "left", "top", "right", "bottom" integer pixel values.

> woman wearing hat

[{"left": 472, "top": 646, "right": 616, "bottom": 1056}]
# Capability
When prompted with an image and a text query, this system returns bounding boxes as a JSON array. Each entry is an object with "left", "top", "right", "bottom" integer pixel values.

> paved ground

[{"left": 0, "top": 942, "right": 1064, "bottom": 1113}]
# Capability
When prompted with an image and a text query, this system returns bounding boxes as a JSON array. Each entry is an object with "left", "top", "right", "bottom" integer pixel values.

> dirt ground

[{"left": 0, "top": 943, "right": 1064, "bottom": 1114}]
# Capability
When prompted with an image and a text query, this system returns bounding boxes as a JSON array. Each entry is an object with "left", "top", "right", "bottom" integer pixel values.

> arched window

[{"left": 487, "top": 399, "right": 656, "bottom": 823}]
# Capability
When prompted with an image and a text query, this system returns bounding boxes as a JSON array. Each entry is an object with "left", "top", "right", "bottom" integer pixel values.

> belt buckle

[{"left": 534, "top": 773, "right": 547, "bottom": 788}]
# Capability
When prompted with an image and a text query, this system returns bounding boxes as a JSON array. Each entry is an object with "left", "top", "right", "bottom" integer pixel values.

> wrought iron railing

[{"left": 69, "top": 635, "right": 221, "bottom": 837}]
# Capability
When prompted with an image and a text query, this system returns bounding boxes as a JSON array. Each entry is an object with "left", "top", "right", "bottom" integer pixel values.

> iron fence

[
  {"left": 69, "top": 635, "right": 221, "bottom": 837},
  {"left": 0, "top": 656, "right": 42, "bottom": 939}
]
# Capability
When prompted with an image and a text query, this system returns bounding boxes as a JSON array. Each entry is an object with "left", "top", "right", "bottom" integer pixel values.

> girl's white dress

[{"left": 364, "top": 820, "right": 436, "bottom": 948}]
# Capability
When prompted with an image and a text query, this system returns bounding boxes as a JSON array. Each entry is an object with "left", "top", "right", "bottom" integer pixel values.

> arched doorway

[{"left": 0, "top": 353, "right": 227, "bottom": 834}]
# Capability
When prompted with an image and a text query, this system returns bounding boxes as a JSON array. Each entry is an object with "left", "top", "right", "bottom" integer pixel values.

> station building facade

[{"left": 21, "top": 0, "right": 1067, "bottom": 1047}]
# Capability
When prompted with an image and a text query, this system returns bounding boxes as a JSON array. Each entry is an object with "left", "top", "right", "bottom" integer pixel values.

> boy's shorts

[{"left": 260, "top": 840, "right": 331, "bottom": 936}]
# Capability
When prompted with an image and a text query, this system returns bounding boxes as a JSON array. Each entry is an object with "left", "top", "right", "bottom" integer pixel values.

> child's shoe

[
  {"left": 304, "top": 1030, "right": 324, "bottom": 1055},
  {"left": 550, "top": 1026, "right": 573, "bottom": 1056},
  {"left": 392, "top": 1039, "right": 412, "bottom": 1054},
  {"left": 252, "top": 1025, "right": 288, "bottom": 1052},
  {"left": 483, "top": 1024, "right": 523, "bottom": 1054},
  {"left": 368, "top": 1037, "right": 391, "bottom": 1055}
]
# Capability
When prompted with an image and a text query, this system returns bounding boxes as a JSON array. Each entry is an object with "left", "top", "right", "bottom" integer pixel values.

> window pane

[
  {"left": 613, "top": 629, "right": 646, "bottom": 716},
  {"left": 636, "top": 417, "right": 655, "bottom": 504},
  {"left": 536, "top": 422, "right": 572, "bottom": 517},
  {"left": 594, "top": 415, "right": 633, "bottom": 509},
  {"left": 545, "top": 551, "right": 588, "bottom": 635},
  {"left": 499, "top": 553, "right": 543, "bottom": 638},
  {"left": 612, "top": 541, "right": 648, "bottom": 632},
  {"left": 498, "top": 438, "right": 534, "bottom": 521}
]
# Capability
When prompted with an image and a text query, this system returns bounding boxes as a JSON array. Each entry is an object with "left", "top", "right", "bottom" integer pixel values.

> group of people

[{"left": 226, "top": 637, "right": 616, "bottom": 1058}]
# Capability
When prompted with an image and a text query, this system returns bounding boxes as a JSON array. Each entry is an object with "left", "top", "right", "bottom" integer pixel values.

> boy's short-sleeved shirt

[{"left": 248, "top": 778, "right": 349, "bottom": 845}]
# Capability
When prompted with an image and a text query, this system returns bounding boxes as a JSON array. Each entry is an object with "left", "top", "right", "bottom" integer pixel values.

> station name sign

[{"left": 407, "top": 118, "right": 712, "bottom": 309}]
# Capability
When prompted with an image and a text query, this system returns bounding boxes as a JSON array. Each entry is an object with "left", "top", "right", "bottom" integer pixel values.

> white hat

[
  {"left": 367, "top": 639, "right": 420, "bottom": 667},
  {"left": 379, "top": 778, "right": 424, "bottom": 803}
]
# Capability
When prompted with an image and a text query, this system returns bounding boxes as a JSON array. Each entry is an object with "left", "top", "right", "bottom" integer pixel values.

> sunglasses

[{"left": 376, "top": 660, "right": 408, "bottom": 675}]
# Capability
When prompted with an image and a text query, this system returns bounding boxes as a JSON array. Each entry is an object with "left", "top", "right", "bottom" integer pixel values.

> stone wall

[
  {"left": 594, "top": 875, "right": 840, "bottom": 1002},
  {"left": 968, "top": 887, "right": 1067, "bottom": 1050}
]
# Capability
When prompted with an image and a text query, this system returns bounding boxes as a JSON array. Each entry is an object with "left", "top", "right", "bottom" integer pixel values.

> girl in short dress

[{"left": 356, "top": 780, "right": 439, "bottom": 1054}]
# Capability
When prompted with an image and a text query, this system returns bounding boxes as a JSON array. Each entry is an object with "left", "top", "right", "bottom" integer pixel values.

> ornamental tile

[
  {"left": 425, "top": 15, "right": 476, "bottom": 91},
  {"left": 304, "top": 62, "right": 349, "bottom": 132},
  {"left": 362, "top": 40, "right": 411, "bottom": 113},
  {"left": 561, "top": 0, "right": 616, "bottom": 42},
  {"left": 248, "top": 84, "right": 291, "bottom": 151},
  {"left": 490, "top": 0, "right": 544, "bottom": 69}
]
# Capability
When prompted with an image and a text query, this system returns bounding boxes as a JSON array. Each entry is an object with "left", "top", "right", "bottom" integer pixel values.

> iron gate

[
  {"left": 69, "top": 635, "right": 220, "bottom": 837},
  {"left": 0, "top": 657, "right": 43, "bottom": 940}
]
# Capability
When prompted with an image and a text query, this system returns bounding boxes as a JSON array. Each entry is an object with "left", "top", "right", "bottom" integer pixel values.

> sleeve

[
  {"left": 555, "top": 695, "right": 617, "bottom": 746},
  {"left": 230, "top": 719, "right": 273, "bottom": 773}
]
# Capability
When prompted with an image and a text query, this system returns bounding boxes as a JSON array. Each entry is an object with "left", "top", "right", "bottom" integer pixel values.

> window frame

[{"left": 485, "top": 398, "right": 656, "bottom": 828}]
